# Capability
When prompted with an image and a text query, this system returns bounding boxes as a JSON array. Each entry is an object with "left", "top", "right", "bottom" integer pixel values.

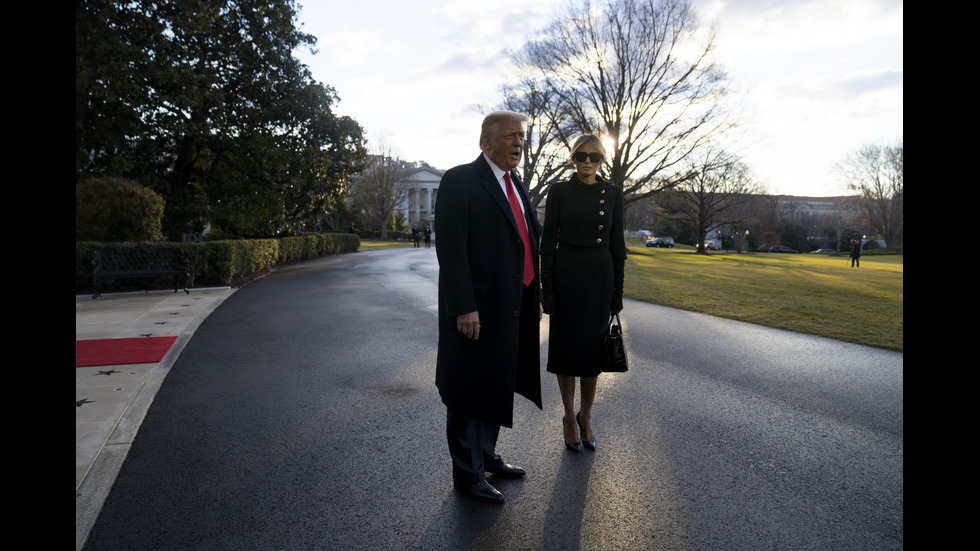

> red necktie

[{"left": 505, "top": 172, "right": 534, "bottom": 286}]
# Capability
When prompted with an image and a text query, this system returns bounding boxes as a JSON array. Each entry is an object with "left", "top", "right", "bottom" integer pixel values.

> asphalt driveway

[{"left": 82, "top": 247, "right": 903, "bottom": 550}]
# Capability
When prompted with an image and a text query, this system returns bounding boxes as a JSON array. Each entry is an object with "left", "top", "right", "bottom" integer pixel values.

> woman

[{"left": 540, "top": 134, "right": 626, "bottom": 451}]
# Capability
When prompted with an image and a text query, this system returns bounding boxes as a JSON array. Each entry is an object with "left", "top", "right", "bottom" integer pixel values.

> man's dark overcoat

[{"left": 435, "top": 155, "right": 543, "bottom": 428}]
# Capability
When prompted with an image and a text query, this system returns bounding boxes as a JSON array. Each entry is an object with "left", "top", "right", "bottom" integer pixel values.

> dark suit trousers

[
  {"left": 446, "top": 409, "right": 505, "bottom": 485},
  {"left": 446, "top": 283, "right": 537, "bottom": 484}
]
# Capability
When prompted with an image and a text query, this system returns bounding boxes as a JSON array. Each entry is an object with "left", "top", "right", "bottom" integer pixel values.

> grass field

[
  {"left": 358, "top": 237, "right": 904, "bottom": 351},
  {"left": 623, "top": 238, "right": 903, "bottom": 351},
  {"left": 358, "top": 238, "right": 417, "bottom": 250}
]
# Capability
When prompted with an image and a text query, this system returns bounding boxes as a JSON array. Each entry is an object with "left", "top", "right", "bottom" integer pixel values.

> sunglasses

[{"left": 573, "top": 152, "right": 603, "bottom": 163}]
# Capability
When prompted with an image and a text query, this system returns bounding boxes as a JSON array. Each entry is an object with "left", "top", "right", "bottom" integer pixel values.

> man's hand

[{"left": 457, "top": 311, "right": 480, "bottom": 340}]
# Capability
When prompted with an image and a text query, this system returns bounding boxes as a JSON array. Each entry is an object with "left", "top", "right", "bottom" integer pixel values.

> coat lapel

[{"left": 475, "top": 155, "right": 525, "bottom": 239}]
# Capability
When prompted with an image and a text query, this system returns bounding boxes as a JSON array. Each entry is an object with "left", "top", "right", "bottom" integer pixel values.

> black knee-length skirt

[{"left": 546, "top": 244, "right": 613, "bottom": 377}]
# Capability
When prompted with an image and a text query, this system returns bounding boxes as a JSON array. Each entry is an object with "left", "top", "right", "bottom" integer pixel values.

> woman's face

[{"left": 572, "top": 142, "right": 603, "bottom": 179}]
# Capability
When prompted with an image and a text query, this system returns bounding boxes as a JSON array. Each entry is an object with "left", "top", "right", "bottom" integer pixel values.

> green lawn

[
  {"left": 357, "top": 238, "right": 417, "bottom": 250},
  {"left": 623, "top": 238, "right": 903, "bottom": 351},
  {"left": 358, "top": 237, "right": 903, "bottom": 351}
]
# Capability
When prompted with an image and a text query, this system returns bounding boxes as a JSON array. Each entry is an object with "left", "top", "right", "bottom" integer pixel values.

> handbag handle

[{"left": 606, "top": 312, "right": 622, "bottom": 336}]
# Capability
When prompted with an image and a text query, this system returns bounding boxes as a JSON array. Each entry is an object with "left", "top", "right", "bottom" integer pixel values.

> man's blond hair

[{"left": 480, "top": 110, "right": 529, "bottom": 149}]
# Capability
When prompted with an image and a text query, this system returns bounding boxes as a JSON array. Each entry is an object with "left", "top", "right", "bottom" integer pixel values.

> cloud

[
  {"left": 432, "top": 0, "right": 563, "bottom": 43},
  {"left": 697, "top": 0, "right": 902, "bottom": 65},
  {"left": 833, "top": 68, "right": 903, "bottom": 100},
  {"left": 327, "top": 28, "right": 403, "bottom": 68},
  {"left": 294, "top": 0, "right": 901, "bottom": 196}
]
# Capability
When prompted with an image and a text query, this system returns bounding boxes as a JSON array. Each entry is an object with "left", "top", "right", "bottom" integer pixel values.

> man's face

[{"left": 483, "top": 118, "right": 525, "bottom": 171}]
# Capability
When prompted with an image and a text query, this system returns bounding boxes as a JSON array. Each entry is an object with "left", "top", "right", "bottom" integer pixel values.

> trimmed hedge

[{"left": 76, "top": 233, "right": 360, "bottom": 295}]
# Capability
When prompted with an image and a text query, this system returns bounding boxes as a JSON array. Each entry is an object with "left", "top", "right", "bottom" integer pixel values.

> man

[{"left": 434, "top": 111, "right": 543, "bottom": 503}]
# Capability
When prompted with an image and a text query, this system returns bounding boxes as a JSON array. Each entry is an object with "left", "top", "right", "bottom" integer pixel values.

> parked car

[
  {"left": 810, "top": 248, "right": 837, "bottom": 254},
  {"left": 769, "top": 245, "right": 798, "bottom": 253},
  {"left": 646, "top": 236, "right": 675, "bottom": 248}
]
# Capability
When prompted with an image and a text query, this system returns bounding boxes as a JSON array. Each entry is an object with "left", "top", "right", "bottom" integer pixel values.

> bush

[{"left": 76, "top": 177, "right": 166, "bottom": 242}]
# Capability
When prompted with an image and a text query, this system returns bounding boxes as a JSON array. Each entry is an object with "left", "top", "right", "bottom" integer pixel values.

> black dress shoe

[
  {"left": 563, "top": 417, "right": 582, "bottom": 452},
  {"left": 487, "top": 463, "right": 526, "bottom": 478},
  {"left": 577, "top": 412, "right": 596, "bottom": 451},
  {"left": 455, "top": 480, "right": 505, "bottom": 503}
]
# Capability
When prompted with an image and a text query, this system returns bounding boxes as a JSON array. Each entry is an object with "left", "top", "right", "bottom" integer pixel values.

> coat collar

[{"left": 473, "top": 154, "right": 532, "bottom": 239}]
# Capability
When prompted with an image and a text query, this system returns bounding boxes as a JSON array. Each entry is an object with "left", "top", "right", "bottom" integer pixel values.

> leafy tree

[
  {"left": 76, "top": 0, "right": 158, "bottom": 179},
  {"left": 390, "top": 210, "right": 407, "bottom": 233},
  {"left": 776, "top": 219, "right": 808, "bottom": 252},
  {"left": 75, "top": 0, "right": 366, "bottom": 240}
]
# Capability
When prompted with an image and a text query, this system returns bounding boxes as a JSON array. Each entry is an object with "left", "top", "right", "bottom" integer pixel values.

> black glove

[
  {"left": 611, "top": 258, "right": 624, "bottom": 314},
  {"left": 611, "top": 291, "right": 623, "bottom": 314},
  {"left": 543, "top": 291, "right": 555, "bottom": 315},
  {"left": 541, "top": 255, "right": 555, "bottom": 315}
]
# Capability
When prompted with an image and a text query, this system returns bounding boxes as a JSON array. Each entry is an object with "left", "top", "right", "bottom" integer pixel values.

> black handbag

[{"left": 600, "top": 313, "right": 628, "bottom": 372}]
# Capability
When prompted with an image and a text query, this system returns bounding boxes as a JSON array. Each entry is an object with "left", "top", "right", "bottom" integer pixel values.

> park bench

[{"left": 92, "top": 246, "right": 189, "bottom": 298}]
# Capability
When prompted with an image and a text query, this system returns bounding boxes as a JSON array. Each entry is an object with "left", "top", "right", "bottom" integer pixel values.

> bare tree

[
  {"left": 826, "top": 198, "right": 863, "bottom": 252},
  {"left": 836, "top": 139, "right": 903, "bottom": 246},
  {"left": 658, "top": 148, "right": 760, "bottom": 254},
  {"left": 351, "top": 136, "right": 411, "bottom": 239},
  {"left": 494, "top": 76, "right": 578, "bottom": 209},
  {"left": 512, "top": 0, "right": 732, "bottom": 203}
]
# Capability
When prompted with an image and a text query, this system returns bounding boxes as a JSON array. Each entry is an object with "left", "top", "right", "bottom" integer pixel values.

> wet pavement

[{"left": 76, "top": 249, "right": 903, "bottom": 550}]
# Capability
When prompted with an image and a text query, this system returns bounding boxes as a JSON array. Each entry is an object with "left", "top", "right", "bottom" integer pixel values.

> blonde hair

[
  {"left": 570, "top": 134, "right": 606, "bottom": 160},
  {"left": 480, "top": 110, "right": 529, "bottom": 148}
]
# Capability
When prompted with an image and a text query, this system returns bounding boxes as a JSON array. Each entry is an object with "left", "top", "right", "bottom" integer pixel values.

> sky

[{"left": 293, "top": 0, "right": 902, "bottom": 198}]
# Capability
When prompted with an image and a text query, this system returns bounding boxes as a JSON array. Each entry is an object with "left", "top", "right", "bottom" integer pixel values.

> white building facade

[{"left": 396, "top": 164, "right": 443, "bottom": 227}]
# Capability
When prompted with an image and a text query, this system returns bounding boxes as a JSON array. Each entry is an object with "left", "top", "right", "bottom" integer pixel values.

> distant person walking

[
  {"left": 412, "top": 224, "right": 421, "bottom": 247},
  {"left": 849, "top": 239, "right": 861, "bottom": 268},
  {"left": 424, "top": 226, "right": 432, "bottom": 248}
]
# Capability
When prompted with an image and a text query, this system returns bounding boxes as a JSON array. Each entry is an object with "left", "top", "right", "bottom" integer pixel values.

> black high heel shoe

[
  {"left": 577, "top": 412, "right": 596, "bottom": 450},
  {"left": 563, "top": 417, "right": 582, "bottom": 452}
]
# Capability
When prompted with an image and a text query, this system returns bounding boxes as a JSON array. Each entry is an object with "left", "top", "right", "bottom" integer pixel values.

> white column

[{"left": 411, "top": 187, "right": 419, "bottom": 223}]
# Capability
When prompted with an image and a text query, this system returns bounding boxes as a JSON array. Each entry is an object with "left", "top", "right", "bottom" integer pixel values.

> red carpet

[{"left": 75, "top": 336, "right": 178, "bottom": 367}]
